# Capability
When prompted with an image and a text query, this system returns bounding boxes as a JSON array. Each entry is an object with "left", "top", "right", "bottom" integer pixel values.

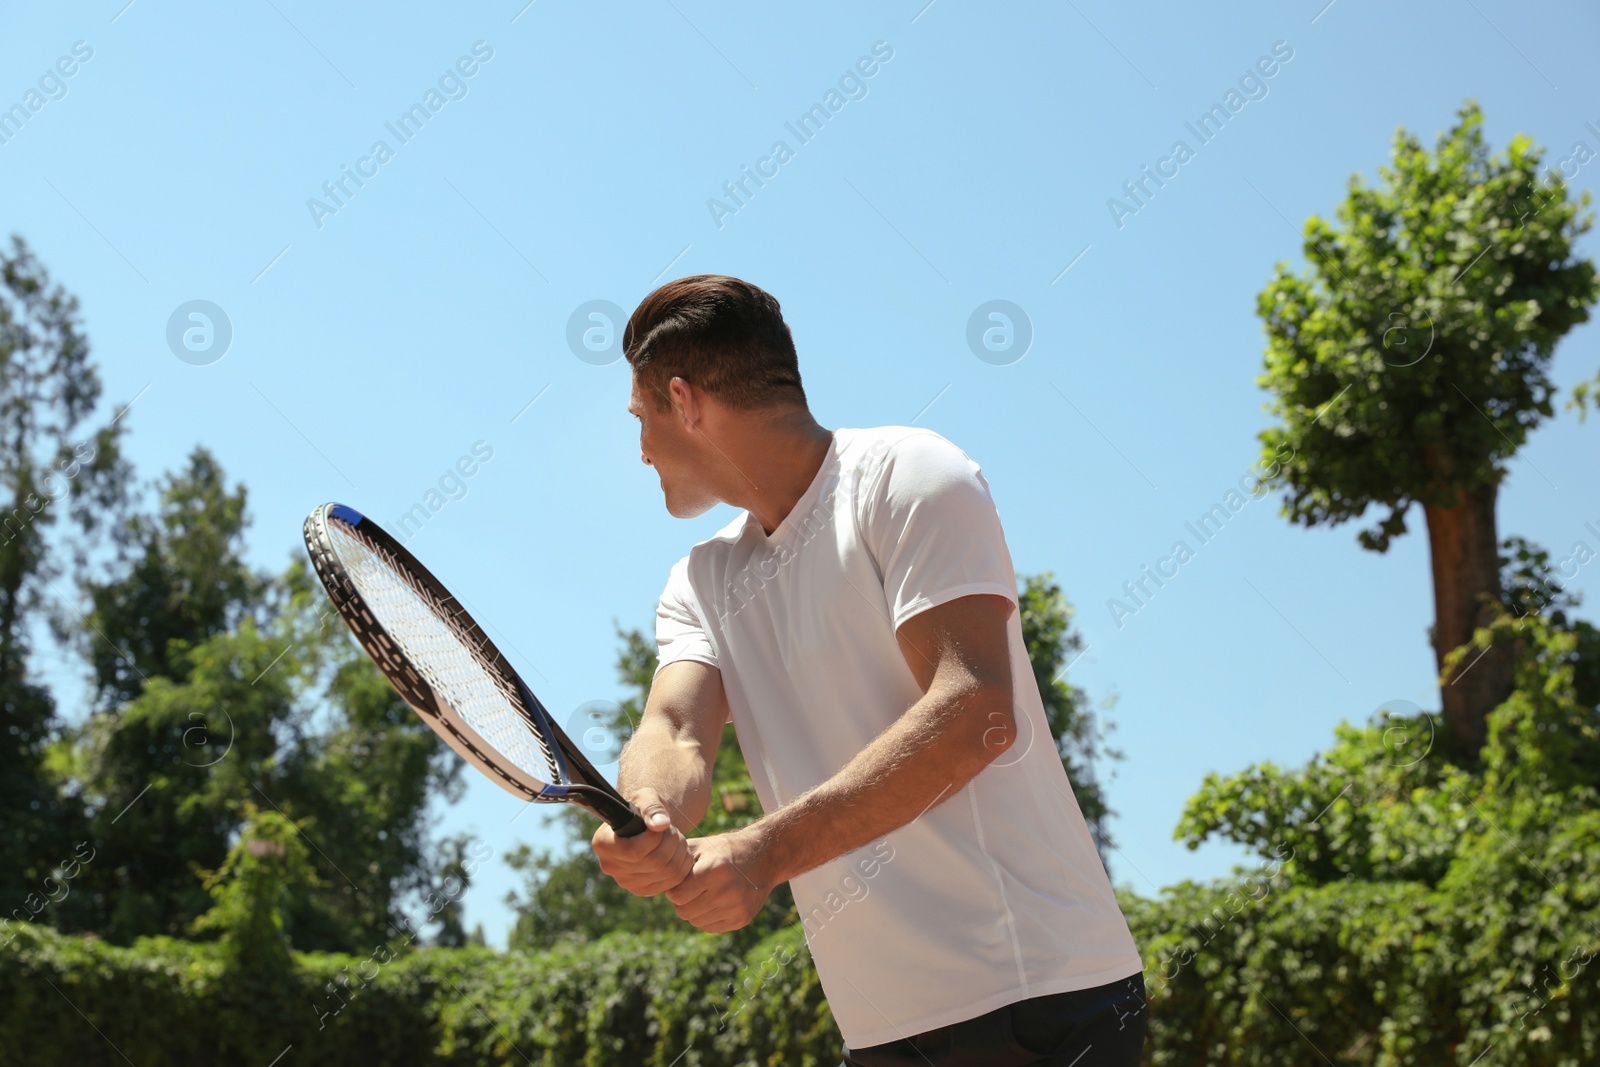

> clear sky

[{"left": 5, "top": 0, "right": 1598, "bottom": 949}]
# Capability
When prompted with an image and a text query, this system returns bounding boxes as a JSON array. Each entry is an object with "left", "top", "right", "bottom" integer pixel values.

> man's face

[{"left": 629, "top": 375, "right": 719, "bottom": 518}]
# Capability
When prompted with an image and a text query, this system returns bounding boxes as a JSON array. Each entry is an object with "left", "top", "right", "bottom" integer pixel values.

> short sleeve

[
  {"left": 859, "top": 431, "right": 1019, "bottom": 631},
  {"left": 654, "top": 556, "right": 719, "bottom": 677}
]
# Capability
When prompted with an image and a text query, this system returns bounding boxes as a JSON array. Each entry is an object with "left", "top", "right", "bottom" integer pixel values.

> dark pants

[{"left": 839, "top": 972, "right": 1147, "bottom": 1067}]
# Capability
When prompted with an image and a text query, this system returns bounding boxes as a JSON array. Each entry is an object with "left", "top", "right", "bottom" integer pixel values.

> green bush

[
  {"left": 1125, "top": 611, "right": 1600, "bottom": 1066},
  {"left": 0, "top": 919, "right": 838, "bottom": 1066}
]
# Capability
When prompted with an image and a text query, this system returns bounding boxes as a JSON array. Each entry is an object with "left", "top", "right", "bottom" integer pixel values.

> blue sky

[{"left": 6, "top": 0, "right": 1598, "bottom": 948}]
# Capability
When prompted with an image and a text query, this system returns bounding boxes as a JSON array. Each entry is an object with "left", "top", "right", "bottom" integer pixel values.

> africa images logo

[{"left": 166, "top": 300, "right": 233, "bottom": 365}]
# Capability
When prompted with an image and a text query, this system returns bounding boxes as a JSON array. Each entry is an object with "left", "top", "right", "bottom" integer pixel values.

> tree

[
  {"left": 68, "top": 450, "right": 464, "bottom": 950},
  {"left": 67, "top": 450, "right": 284, "bottom": 940},
  {"left": 190, "top": 802, "right": 318, "bottom": 970},
  {"left": 79, "top": 447, "right": 260, "bottom": 710},
  {"left": 1140, "top": 557, "right": 1599, "bottom": 1065},
  {"left": 0, "top": 235, "right": 126, "bottom": 916},
  {"left": 1019, "top": 573, "right": 1120, "bottom": 864},
  {"left": 1253, "top": 100, "right": 1599, "bottom": 760},
  {"left": 1498, "top": 535, "right": 1600, "bottom": 711}
]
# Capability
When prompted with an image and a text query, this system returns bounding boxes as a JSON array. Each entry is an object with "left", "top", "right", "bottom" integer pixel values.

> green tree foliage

[
  {"left": 1253, "top": 99, "right": 1599, "bottom": 759},
  {"left": 1019, "top": 572, "right": 1120, "bottom": 861},
  {"left": 1130, "top": 594, "right": 1598, "bottom": 1065},
  {"left": 79, "top": 447, "right": 260, "bottom": 710},
  {"left": 1497, "top": 535, "right": 1600, "bottom": 711},
  {"left": 1566, "top": 367, "right": 1600, "bottom": 420},
  {"left": 61, "top": 450, "right": 274, "bottom": 938},
  {"left": 70, "top": 611, "right": 302, "bottom": 941},
  {"left": 190, "top": 802, "right": 318, "bottom": 971},
  {"left": 64, "top": 451, "right": 464, "bottom": 951},
  {"left": 0, "top": 235, "right": 126, "bottom": 917},
  {"left": 423, "top": 833, "right": 484, "bottom": 949}
]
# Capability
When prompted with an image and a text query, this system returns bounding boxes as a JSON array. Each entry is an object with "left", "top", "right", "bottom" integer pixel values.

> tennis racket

[{"left": 302, "top": 502, "right": 646, "bottom": 837}]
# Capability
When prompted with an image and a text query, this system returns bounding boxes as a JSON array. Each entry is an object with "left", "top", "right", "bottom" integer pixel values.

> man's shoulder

[
  {"left": 840, "top": 424, "right": 960, "bottom": 453},
  {"left": 840, "top": 425, "right": 984, "bottom": 495},
  {"left": 837, "top": 425, "right": 975, "bottom": 478}
]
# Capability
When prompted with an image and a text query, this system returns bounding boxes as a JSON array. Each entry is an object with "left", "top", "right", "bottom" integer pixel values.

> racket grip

[
  {"left": 588, "top": 790, "right": 649, "bottom": 838},
  {"left": 610, "top": 810, "right": 648, "bottom": 839}
]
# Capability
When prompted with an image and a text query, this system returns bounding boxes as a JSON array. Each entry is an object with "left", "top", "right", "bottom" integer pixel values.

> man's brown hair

[{"left": 624, "top": 275, "right": 807, "bottom": 412}]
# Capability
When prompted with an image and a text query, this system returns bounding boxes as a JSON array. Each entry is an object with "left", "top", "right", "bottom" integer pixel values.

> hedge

[{"left": 0, "top": 922, "right": 833, "bottom": 1066}]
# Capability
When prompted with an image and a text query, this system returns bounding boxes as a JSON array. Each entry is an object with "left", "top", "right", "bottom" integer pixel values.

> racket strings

[{"left": 325, "top": 521, "right": 562, "bottom": 784}]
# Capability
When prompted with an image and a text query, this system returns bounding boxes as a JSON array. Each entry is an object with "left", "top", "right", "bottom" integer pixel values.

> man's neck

[{"left": 722, "top": 412, "right": 835, "bottom": 536}]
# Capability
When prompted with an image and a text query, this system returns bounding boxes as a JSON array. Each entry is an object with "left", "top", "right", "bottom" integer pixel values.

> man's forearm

[
  {"left": 617, "top": 718, "right": 715, "bottom": 830},
  {"left": 746, "top": 683, "right": 1012, "bottom": 887}
]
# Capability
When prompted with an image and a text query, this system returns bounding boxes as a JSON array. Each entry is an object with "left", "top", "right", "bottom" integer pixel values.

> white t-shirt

[{"left": 653, "top": 426, "right": 1142, "bottom": 1048}]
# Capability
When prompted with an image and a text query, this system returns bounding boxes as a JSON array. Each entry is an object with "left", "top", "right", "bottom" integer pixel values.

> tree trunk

[{"left": 1421, "top": 479, "right": 1515, "bottom": 760}]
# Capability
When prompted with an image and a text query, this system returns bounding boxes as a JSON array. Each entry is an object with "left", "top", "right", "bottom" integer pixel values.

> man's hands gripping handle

[{"left": 591, "top": 787, "right": 694, "bottom": 895}]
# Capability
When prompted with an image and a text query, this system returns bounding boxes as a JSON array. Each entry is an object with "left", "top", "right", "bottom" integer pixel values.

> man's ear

[{"left": 668, "top": 376, "right": 698, "bottom": 429}]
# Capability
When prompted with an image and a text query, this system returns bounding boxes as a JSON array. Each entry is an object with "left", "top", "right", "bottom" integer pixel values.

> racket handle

[
  {"left": 610, "top": 810, "right": 648, "bottom": 839},
  {"left": 585, "top": 789, "right": 649, "bottom": 838}
]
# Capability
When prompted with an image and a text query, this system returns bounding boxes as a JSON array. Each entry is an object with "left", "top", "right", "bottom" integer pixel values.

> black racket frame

[{"left": 303, "top": 502, "right": 645, "bottom": 837}]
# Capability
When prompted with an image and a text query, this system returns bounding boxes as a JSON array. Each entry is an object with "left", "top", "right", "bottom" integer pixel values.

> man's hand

[
  {"left": 591, "top": 787, "right": 693, "bottom": 896},
  {"left": 665, "top": 828, "right": 774, "bottom": 933}
]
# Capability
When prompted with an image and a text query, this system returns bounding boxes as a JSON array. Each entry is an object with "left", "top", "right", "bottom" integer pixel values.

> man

[{"left": 592, "top": 275, "right": 1147, "bottom": 1066}]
